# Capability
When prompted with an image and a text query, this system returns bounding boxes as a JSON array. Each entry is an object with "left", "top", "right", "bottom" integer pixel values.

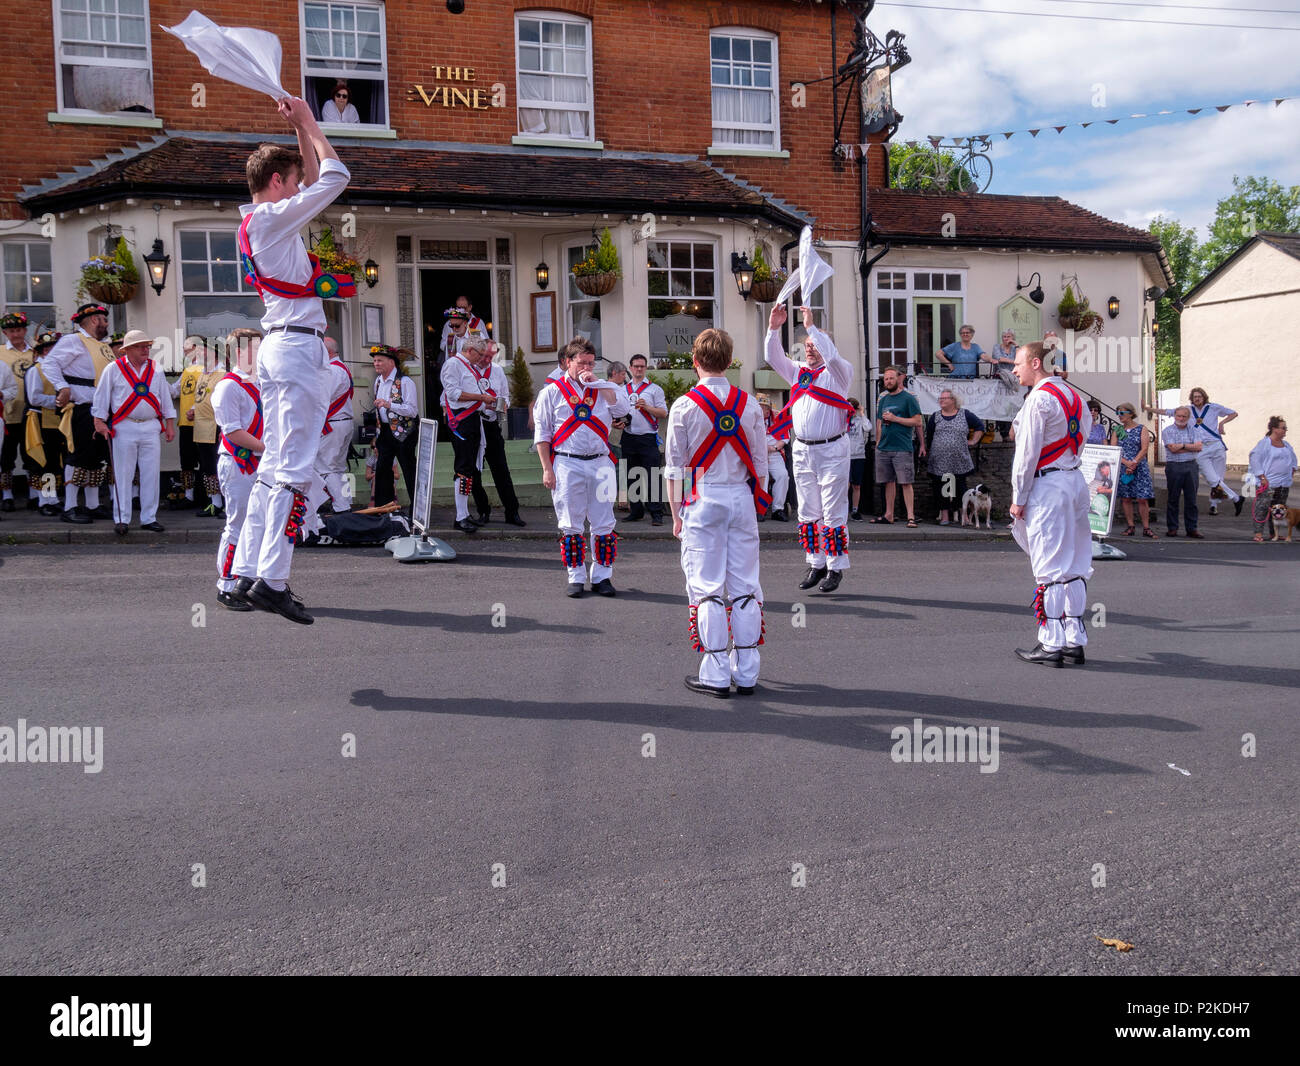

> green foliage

[
  {"left": 1148, "top": 215, "right": 1202, "bottom": 391},
  {"left": 650, "top": 370, "right": 692, "bottom": 412},
  {"left": 1198, "top": 175, "right": 1300, "bottom": 276},
  {"left": 507, "top": 346, "right": 534, "bottom": 409},
  {"left": 749, "top": 243, "right": 788, "bottom": 285},
  {"left": 888, "top": 141, "right": 976, "bottom": 192},
  {"left": 571, "top": 227, "right": 622, "bottom": 278},
  {"left": 112, "top": 236, "right": 139, "bottom": 283},
  {"left": 1058, "top": 284, "right": 1078, "bottom": 314}
]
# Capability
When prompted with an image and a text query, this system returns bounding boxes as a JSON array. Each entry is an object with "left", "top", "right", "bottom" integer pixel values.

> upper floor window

[
  {"left": 55, "top": 0, "right": 153, "bottom": 116},
  {"left": 710, "top": 29, "right": 778, "bottom": 150},
  {"left": 516, "top": 12, "right": 593, "bottom": 141},
  {"left": 178, "top": 229, "right": 262, "bottom": 339},
  {"left": 2, "top": 242, "right": 55, "bottom": 331},
  {"left": 303, "top": 1, "right": 388, "bottom": 127}
]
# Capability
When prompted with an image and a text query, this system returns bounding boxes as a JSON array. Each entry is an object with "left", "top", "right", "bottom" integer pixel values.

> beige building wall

[{"left": 1180, "top": 242, "right": 1300, "bottom": 467}]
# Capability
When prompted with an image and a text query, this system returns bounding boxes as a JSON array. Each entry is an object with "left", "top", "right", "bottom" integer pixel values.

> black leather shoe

[
  {"left": 799, "top": 566, "right": 828, "bottom": 590},
  {"left": 26, "top": 497, "right": 38, "bottom": 510},
  {"left": 685, "top": 675, "right": 730, "bottom": 699},
  {"left": 504, "top": 514, "right": 527, "bottom": 527},
  {"left": 217, "top": 591, "right": 253, "bottom": 612},
  {"left": 624, "top": 513, "right": 644, "bottom": 522},
  {"left": 1186, "top": 530, "right": 1204, "bottom": 539},
  {"left": 1015, "top": 643, "right": 1064, "bottom": 668},
  {"left": 566, "top": 582, "right": 585, "bottom": 598},
  {"left": 231, "top": 577, "right": 258, "bottom": 607},
  {"left": 770, "top": 509, "right": 789, "bottom": 522},
  {"left": 454, "top": 519, "right": 478, "bottom": 534},
  {"left": 92, "top": 504, "right": 113, "bottom": 519},
  {"left": 60, "top": 508, "right": 92, "bottom": 524},
  {"left": 1062, "top": 645, "right": 1086, "bottom": 665},
  {"left": 592, "top": 578, "right": 616, "bottom": 597},
  {"left": 734, "top": 683, "right": 757, "bottom": 696},
  {"left": 818, "top": 570, "right": 843, "bottom": 593},
  {"left": 39, "top": 504, "right": 61, "bottom": 516},
  {"left": 114, "top": 523, "right": 128, "bottom": 536},
  {"left": 246, "top": 579, "right": 314, "bottom": 624},
  {"left": 651, "top": 516, "right": 664, "bottom": 526},
  {"left": 476, "top": 512, "right": 491, "bottom": 524},
  {"left": 143, "top": 521, "right": 165, "bottom": 532},
  {"left": 0, "top": 499, "right": 13, "bottom": 512},
  {"left": 1234, "top": 498, "right": 1244, "bottom": 517}
]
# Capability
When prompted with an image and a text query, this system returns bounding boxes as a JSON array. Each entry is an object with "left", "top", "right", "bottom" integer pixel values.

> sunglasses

[{"left": 334, "top": 92, "right": 349, "bottom": 99}]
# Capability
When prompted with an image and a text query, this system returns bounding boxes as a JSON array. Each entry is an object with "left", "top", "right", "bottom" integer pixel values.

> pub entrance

[{"left": 421, "top": 268, "right": 492, "bottom": 440}]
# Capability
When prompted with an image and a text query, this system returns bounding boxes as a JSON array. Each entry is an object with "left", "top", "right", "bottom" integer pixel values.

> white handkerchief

[
  {"left": 163, "top": 11, "right": 287, "bottom": 101},
  {"left": 776, "top": 225, "right": 835, "bottom": 305}
]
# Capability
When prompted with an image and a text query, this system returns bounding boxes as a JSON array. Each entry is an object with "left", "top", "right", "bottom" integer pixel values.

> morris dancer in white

[
  {"left": 230, "top": 97, "right": 352, "bottom": 625},
  {"left": 90, "top": 330, "right": 176, "bottom": 535},
  {"left": 1008, "top": 342, "right": 1093, "bottom": 667},
  {"left": 764, "top": 305, "right": 855, "bottom": 593},
  {"left": 534, "top": 337, "right": 630, "bottom": 597},
  {"left": 211, "top": 331, "right": 264, "bottom": 610},
  {"left": 666, "top": 328, "right": 769, "bottom": 699},
  {"left": 1145, "top": 387, "right": 1243, "bottom": 517},
  {"left": 310, "top": 335, "right": 355, "bottom": 522}
]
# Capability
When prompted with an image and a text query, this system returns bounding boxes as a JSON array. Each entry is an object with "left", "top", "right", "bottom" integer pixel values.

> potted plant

[
  {"left": 77, "top": 237, "right": 139, "bottom": 304},
  {"left": 748, "top": 244, "right": 788, "bottom": 304},
  {"left": 1057, "top": 283, "right": 1104, "bottom": 335},
  {"left": 571, "top": 227, "right": 621, "bottom": 297},
  {"left": 310, "top": 224, "right": 363, "bottom": 286},
  {"left": 506, "top": 346, "right": 535, "bottom": 440}
]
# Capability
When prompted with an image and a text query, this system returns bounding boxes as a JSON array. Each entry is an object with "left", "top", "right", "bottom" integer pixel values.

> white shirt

[
  {"left": 480, "top": 361, "right": 510, "bottom": 423},
  {"left": 847, "top": 413, "right": 872, "bottom": 459},
  {"left": 212, "top": 371, "right": 260, "bottom": 440},
  {"left": 42, "top": 328, "right": 107, "bottom": 405},
  {"left": 533, "top": 372, "right": 630, "bottom": 455},
  {"left": 440, "top": 353, "right": 487, "bottom": 413},
  {"left": 664, "top": 376, "right": 768, "bottom": 488},
  {"left": 545, "top": 366, "right": 565, "bottom": 382},
  {"left": 1248, "top": 437, "right": 1297, "bottom": 487},
  {"left": 764, "top": 324, "right": 854, "bottom": 441},
  {"left": 374, "top": 369, "right": 417, "bottom": 423},
  {"left": 91, "top": 357, "right": 177, "bottom": 424},
  {"left": 321, "top": 99, "right": 360, "bottom": 124},
  {"left": 324, "top": 359, "right": 354, "bottom": 419},
  {"left": 0, "top": 359, "right": 15, "bottom": 410},
  {"left": 1010, "top": 377, "right": 1093, "bottom": 506},
  {"left": 440, "top": 316, "right": 491, "bottom": 360},
  {"left": 238, "top": 157, "right": 350, "bottom": 333},
  {"left": 1155, "top": 402, "right": 1235, "bottom": 449},
  {"left": 624, "top": 376, "right": 666, "bottom": 436},
  {"left": 26, "top": 360, "right": 58, "bottom": 411}
]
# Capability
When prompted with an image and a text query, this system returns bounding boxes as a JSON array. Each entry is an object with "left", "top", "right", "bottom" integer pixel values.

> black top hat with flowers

[
  {"left": 34, "top": 329, "right": 61, "bottom": 353},
  {"left": 2, "top": 311, "right": 29, "bottom": 330},
  {"left": 71, "top": 303, "right": 110, "bottom": 323}
]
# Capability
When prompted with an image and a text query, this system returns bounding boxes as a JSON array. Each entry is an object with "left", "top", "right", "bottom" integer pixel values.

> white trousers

[
  {"left": 1023, "top": 469, "right": 1094, "bottom": 650},
  {"left": 314, "top": 418, "right": 354, "bottom": 511},
  {"left": 233, "top": 334, "right": 328, "bottom": 587},
  {"left": 768, "top": 454, "right": 789, "bottom": 513},
  {"left": 552, "top": 454, "right": 617, "bottom": 584},
  {"left": 792, "top": 435, "right": 851, "bottom": 571},
  {"left": 109, "top": 419, "right": 161, "bottom": 524},
  {"left": 216, "top": 452, "right": 255, "bottom": 593},
  {"left": 1196, "top": 443, "right": 1239, "bottom": 502},
  {"left": 681, "top": 482, "right": 763, "bottom": 688}
]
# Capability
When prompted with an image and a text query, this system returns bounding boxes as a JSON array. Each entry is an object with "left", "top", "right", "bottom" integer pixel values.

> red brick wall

[{"left": 8, "top": 0, "right": 863, "bottom": 233}]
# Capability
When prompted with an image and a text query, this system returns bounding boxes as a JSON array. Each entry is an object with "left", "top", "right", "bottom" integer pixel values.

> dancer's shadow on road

[
  {"left": 351, "top": 681, "right": 1189, "bottom": 776},
  {"left": 315, "top": 606, "right": 597, "bottom": 636}
]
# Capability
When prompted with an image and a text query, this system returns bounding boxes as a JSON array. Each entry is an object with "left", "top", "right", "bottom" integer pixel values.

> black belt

[
  {"left": 795, "top": 431, "right": 845, "bottom": 446},
  {"left": 64, "top": 375, "right": 94, "bottom": 387},
  {"left": 553, "top": 451, "right": 603, "bottom": 460},
  {"left": 267, "top": 325, "right": 325, "bottom": 338},
  {"left": 1035, "top": 466, "right": 1069, "bottom": 477}
]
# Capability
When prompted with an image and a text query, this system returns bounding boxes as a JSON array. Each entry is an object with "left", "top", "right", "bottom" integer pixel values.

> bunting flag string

[{"left": 831, "top": 94, "right": 1293, "bottom": 159}]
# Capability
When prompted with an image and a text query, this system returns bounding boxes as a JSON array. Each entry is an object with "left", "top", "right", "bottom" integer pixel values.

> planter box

[{"left": 752, "top": 369, "right": 787, "bottom": 392}]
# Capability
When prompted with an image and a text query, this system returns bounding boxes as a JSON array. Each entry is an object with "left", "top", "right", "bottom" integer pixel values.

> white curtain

[
  {"left": 519, "top": 73, "right": 588, "bottom": 138},
  {"left": 712, "top": 87, "right": 772, "bottom": 145},
  {"left": 70, "top": 65, "right": 154, "bottom": 113}
]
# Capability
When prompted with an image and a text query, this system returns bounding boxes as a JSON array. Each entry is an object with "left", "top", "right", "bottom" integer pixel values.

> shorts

[
  {"left": 849, "top": 457, "right": 866, "bottom": 486},
  {"left": 874, "top": 449, "right": 914, "bottom": 484}
]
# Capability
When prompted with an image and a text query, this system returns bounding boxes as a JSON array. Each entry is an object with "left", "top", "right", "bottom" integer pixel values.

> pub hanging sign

[{"left": 407, "top": 66, "right": 504, "bottom": 111}]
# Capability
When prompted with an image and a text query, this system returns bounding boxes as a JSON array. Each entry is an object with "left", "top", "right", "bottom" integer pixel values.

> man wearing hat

[
  {"left": 23, "top": 330, "right": 67, "bottom": 515},
  {"left": 92, "top": 330, "right": 176, "bottom": 534},
  {"left": 440, "top": 297, "right": 490, "bottom": 367},
  {"left": 41, "top": 302, "right": 115, "bottom": 523},
  {"left": 2, "top": 311, "right": 38, "bottom": 511}
]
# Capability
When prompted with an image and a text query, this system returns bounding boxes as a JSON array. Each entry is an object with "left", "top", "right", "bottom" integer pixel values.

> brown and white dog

[
  {"left": 1269, "top": 503, "right": 1300, "bottom": 542},
  {"left": 961, "top": 484, "right": 993, "bottom": 528}
]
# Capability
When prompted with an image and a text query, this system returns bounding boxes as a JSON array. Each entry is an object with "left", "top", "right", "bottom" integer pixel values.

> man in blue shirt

[{"left": 935, "top": 325, "right": 982, "bottom": 378}]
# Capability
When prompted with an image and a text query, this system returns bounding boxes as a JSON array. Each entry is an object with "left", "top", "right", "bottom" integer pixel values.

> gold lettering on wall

[{"left": 408, "top": 65, "right": 488, "bottom": 109}]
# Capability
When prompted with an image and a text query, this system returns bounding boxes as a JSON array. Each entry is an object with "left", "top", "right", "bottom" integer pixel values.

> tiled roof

[
  {"left": 867, "top": 188, "right": 1164, "bottom": 254},
  {"left": 18, "top": 136, "right": 810, "bottom": 228},
  {"left": 1259, "top": 231, "right": 1300, "bottom": 262}
]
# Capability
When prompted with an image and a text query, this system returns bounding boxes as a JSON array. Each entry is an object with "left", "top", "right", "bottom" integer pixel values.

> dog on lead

[
  {"left": 961, "top": 484, "right": 993, "bottom": 528},
  {"left": 1269, "top": 503, "right": 1300, "bottom": 542}
]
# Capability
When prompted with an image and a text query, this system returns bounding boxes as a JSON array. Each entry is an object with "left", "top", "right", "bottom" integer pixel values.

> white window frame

[
  {"left": 53, "top": 0, "right": 153, "bottom": 118},
  {"left": 515, "top": 10, "right": 595, "bottom": 144},
  {"left": 1, "top": 240, "right": 56, "bottom": 328},
  {"left": 564, "top": 240, "right": 602, "bottom": 359},
  {"left": 870, "top": 268, "right": 969, "bottom": 373},
  {"left": 300, "top": 0, "right": 391, "bottom": 130},
  {"left": 178, "top": 228, "right": 255, "bottom": 297},
  {"left": 709, "top": 28, "right": 780, "bottom": 152},
  {"left": 646, "top": 237, "right": 720, "bottom": 361}
]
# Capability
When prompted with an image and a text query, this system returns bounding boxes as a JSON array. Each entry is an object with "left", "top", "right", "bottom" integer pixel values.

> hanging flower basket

[
  {"left": 749, "top": 278, "right": 782, "bottom": 304},
  {"left": 574, "top": 271, "right": 618, "bottom": 297},
  {"left": 86, "top": 279, "right": 138, "bottom": 305},
  {"left": 1058, "top": 310, "right": 1104, "bottom": 335}
]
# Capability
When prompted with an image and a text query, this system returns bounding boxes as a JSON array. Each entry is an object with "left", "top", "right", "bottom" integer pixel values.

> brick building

[{"left": 8, "top": 0, "right": 879, "bottom": 423}]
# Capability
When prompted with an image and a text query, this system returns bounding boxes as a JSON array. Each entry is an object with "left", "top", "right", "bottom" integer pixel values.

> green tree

[
  {"left": 1148, "top": 215, "right": 1202, "bottom": 390},
  {"left": 888, "top": 141, "right": 976, "bottom": 192},
  {"left": 1198, "top": 175, "right": 1300, "bottom": 276}
]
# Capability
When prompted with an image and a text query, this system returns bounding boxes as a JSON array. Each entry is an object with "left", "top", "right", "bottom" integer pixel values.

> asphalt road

[{"left": 0, "top": 535, "right": 1296, "bottom": 975}]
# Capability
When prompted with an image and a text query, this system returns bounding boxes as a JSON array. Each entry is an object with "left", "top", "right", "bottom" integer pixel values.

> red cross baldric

[
  {"left": 683, "top": 384, "right": 773, "bottom": 515},
  {"left": 768, "top": 364, "right": 853, "bottom": 441},
  {"left": 108, "top": 357, "right": 165, "bottom": 431}
]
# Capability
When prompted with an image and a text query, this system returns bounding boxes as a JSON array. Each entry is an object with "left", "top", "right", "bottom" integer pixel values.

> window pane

[
  {"left": 305, "top": 29, "right": 328, "bottom": 56},
  {"left": 754, "top": 69, "right": 770, "bottom": 88},
  {"left": 711, "top": 64, "right": 730, "bottom": 85},
  {"left": 62, "top": 12, "right": 89, "bottom": 39},
  {"left": 120, "top": 16, "right": 145, "bottom": 44},
  {"left": 519, "top": 45, "right": 539, "bottom": 70},
  {"left": 359, "top": 34, "right": 381, "bottom": 62},
  {"left": 669, "top": 245, "right": 691, "bottom": 269},
  {"left": 305, "top": 4, "right": 328, "bottom": 29},
  {"left": 565, "top": 22, "right": 584, "bottom": 45},
  {"left": 736, "top": 67, "right": 751, "bottom": 87},
  {"left": 946, "top": 273, "right": 961, "bottom": 290},
  {"left": 181, "top": 261, "right": 209, "bottom": 292},
  {"left": 518, "top": 19, "right": 539, "bottom": 42},
  {"left": 119, "top": 0, "right": 144, "bottom": 12},
  {"left": 695, "top": 271, "right": 714, "bottom": 297},
  {"left": 3, "top": 244, "right": 25, "bottom": 271},
  {"left": 648, "top": 243, "right": 669, "bottom": 269},
  {"left": 542, "top": 21, "right": 563, "bottom": 43},
  {"left": 209, "top": 233, "right": 236, "bottom": 263},
  {"left": 733, "top": 38, "right": 750, "bottom": 61},
  {"left": 564, "top": 51, "right": 584, "bottom": 74},
  {"left": 877, "top": 324, "right": 890, "bottom": 348},
  {"left": 894, "top": 325, "right": 907, "bottom": 347},
  {"left": 753, "top": 39, "right": 772, "bottom": 62},
  {"left": 670, "top": 271, "right": 692, "bottom": 297},
  {"left": 211, "top": 262, "right": 239, "bottom": 293},
  {"left": 4, "top": 275, "right": 23, "bottom": 303},
  {"left": 358, "top": 9, "right": 380, "bottom": 33},
  {"left": 542, "top": 49, "right": 561, "bottom": 72},
  {"left": 32, "top": 272, "right": 53, "bottom": 303},
  {"left": 710, "top": 37, "right": 728, "bottom": 60},
  {"left": 693, "top": 245, "right": 713, "bottom": 269}
]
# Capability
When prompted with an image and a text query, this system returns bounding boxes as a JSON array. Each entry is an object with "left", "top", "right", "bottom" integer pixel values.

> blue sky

[{"left": 874, "top": 0, "right": 1300, "bottom": 235}]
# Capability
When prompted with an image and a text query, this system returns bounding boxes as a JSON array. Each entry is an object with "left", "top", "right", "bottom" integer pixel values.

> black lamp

[
  {"left": 364, "top": 259, "right": 379, "bottom": 288},
  {"left": 536, "top": 262, "right": 550, "bottom": 290},
  {"left": 143, "top": 239, "right": 170, "bottom": 296},
  {"left": 1017, "top": 270, "right": 1044, "bottom": 304},
  {"left": 731, "top": 251, "right": 755, "bottom": 300},
  {"left": 1107, "top": 295, "right": 1120, "bottom": 319}
]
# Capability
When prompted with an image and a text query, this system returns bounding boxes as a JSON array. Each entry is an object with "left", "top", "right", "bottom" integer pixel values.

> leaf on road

[{"left": 1096, "top": 936, "right": 1135, "bottom": 952}]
